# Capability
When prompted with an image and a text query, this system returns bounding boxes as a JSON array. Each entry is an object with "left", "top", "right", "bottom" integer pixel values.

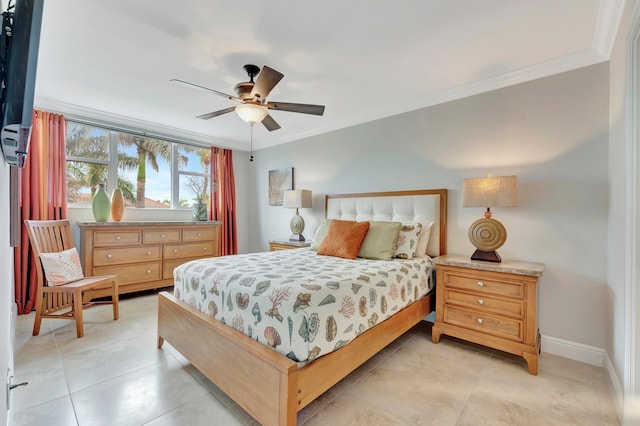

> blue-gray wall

[{"left": 248, "top": 63, "right": 610, "bottom": 354}]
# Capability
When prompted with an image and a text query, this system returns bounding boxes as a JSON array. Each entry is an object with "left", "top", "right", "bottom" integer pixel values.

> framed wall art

[{"left": 268, "top": 167, "right": 293, "bottom": 206}]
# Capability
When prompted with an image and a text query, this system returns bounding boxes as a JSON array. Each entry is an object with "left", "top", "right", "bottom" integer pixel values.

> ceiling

[{"left": 34, "top": 0, "right": 625, "bottom": 152}]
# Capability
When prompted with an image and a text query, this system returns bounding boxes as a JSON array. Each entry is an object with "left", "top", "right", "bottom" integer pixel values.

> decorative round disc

[
  {"left": 468, "top": 217, "right": 507, "bottom": 251},
  {"left": 290, "top": 215, "right": 306, "bottom": 235}
]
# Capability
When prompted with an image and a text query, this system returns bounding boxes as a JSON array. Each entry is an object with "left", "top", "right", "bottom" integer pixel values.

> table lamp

[
  {"left": 462, "top": 175, "right": 517, "bottom": 263},
  {"left": 283, "top": 189, "right": 312, "bottom": 241}
]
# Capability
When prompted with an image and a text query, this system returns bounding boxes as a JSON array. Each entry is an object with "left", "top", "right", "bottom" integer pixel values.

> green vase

[
  {"left": 192, "top": 198, "right": 207, "bottom": 221},
  {"left": 92, "top": 184, "right": 111, "bottom": 222}
]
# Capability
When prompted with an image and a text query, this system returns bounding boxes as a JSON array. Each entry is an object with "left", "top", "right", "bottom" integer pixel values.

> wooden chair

[{"left": 24, "top": 220, "right": 119, "bottom": 338}]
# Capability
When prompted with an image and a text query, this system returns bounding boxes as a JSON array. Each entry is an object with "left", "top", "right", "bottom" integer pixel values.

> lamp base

[
  {"left": 289, "top": 213, "right": 306, "bottom": 242},
  {"left": 471, "top": 249, "right": 502, "bottom": 263}
]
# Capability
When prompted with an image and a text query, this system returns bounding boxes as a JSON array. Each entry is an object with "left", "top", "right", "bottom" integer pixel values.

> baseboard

[
  {"left": 603, "top": 352, "right": 624, "bottom": 424},
  {"left": 542, "top": 334, "right": 624, "bottom": 423},
  {"left": 541, "top": 334, "right": 605, "bottom": 366}
]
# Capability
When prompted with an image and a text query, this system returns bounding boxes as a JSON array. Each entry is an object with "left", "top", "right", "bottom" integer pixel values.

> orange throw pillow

[{"left": 317, "top": 220, "right": 370, "bottom": 259}]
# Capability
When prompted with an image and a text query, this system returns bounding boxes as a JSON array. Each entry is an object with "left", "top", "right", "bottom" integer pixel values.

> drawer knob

[
  {"left": 197, "top": 233, "right": 202, "bottom": 237},
  {"left": 107, "top": 254, "right": 112, "bottom": 259},
  {"left": 161, "top": 234, "right": 166, "bottom": 238},
  {"left": 477, "top": 281, "right": 484, "bottom": 287},
  {"left": 477, "top": 299, "right": 484, "bottom": 305},
  {"left": 477, "top": 318, "right": 484, "bottom": 324},
  {"left": 115, "top": 236, "right": 121, "bottom": 240},
  {"left": 173, "top": 249, "right": 178, "bottom": 253},
  {"left": 146, "top": 269, "right": 152, "bottom": 274},
  {"left": 202, "top": 247, "right": 207, "bottom": 251}
]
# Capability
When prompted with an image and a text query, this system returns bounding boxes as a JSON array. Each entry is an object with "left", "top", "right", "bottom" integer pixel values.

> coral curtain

[
  {"left": 210, "top": 147, "right": 237, "bottom": 255},
  {"left": 14, "top": 110, "right": 67, "bottom": 314}
]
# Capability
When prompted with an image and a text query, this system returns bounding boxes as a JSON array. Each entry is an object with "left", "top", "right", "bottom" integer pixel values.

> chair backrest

[{"left": 24, "top": 220, "right": 76, "bottom": 289}]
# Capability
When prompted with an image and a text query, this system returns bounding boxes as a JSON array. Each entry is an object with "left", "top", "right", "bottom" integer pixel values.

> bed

[{"left": 157, "top": 189, "right": 448, "bottom": 425}]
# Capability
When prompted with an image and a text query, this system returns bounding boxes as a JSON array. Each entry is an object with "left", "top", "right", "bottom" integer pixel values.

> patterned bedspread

[{"left": 173, "top": 248, "right": 434, "bottom": 363}]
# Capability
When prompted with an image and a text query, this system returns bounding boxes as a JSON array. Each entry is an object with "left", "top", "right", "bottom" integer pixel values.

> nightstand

[
  {"left": 269, "top": 239, "right": 312, "bottom": 251},
  {"left": 432, "top": 254, "right": 544, "bottom": 375}
]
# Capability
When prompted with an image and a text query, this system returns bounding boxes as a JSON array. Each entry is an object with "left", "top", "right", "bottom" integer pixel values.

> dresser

[
  {"left": 432, "top": 254, "right": 544, "bottom": 375},
  {"left": 268, "top": 239, "right": 311, "bottom": 251},
  {"left": 78, "top": 221, "right": 220, "bottom": 300}
]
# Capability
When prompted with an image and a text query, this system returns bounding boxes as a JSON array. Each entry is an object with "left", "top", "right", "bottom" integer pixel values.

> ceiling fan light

[{"left": 235, "top": 104, "right": 268, "bottom": 124}]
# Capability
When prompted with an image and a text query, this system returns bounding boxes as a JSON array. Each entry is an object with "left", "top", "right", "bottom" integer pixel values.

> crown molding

[
  {"left": 593, "top": 0, "right": 628, "bottom": 58},
  {"left": 254, "top": 48, "right": 608, "bottom": 151}
]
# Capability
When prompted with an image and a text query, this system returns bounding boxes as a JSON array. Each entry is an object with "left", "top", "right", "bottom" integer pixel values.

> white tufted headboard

[{"left": 325, "top": 189, "right": 448, "bottom": 257}]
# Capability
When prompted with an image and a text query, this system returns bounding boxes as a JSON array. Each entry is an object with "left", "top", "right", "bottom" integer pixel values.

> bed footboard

[
  {"left": 158, "top": 290, "right": 434, "bottom": 426},
  {"left": 157, "top": 291, "right": 298, "bottom": 426}
]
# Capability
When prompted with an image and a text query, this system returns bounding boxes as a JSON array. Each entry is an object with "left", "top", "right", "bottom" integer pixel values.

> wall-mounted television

[{"left": 0, "top": 0, "right": 43, "bottom": 168}]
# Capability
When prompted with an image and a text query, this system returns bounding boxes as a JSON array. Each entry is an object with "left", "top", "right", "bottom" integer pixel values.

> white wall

[
  {"left": 608, "top": 0, "right": 640, "bottom": 421},
  {"left": 0, "top": 161, "right": 13, "bottom": 426},
  {"left": 608, "top": 0, "right": 634, "bottom": 399},
  {"left": 249, "top": 63, "right": 610, "bottom": 351}
]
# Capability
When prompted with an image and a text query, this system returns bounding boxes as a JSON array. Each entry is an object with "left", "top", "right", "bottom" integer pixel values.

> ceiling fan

[{"left": 171, "top": 64, "right": 325, "bottom": 132}]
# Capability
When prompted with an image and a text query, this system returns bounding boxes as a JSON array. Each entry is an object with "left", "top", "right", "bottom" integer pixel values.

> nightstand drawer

[
  {"left": 445, "top": 273, "right": 523, "bottom": 299},
  {"left": 269, "top": 240, "right": 311, "bottom": 251},
  {"left": 444, "top": 305, "right": 523, "bottom": 342},
  {"left": 445, "top": 289, "right": 523, "bottom": 317}
]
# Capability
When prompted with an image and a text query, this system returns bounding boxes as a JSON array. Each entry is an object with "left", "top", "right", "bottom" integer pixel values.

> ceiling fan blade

[
  {"left": 250, "top": 66, "right": 284, "bottom": 100},
  {"left": 170, "top": 79, "right": 242, "bottom": 102},
  {"left": 196, "top": 107, "right": 236, "bottom": 120},
  {"left": 262, "top": 114, "right": 281, "bottom": 132},
  {"left": 266, "top": 101, "right": 325, "bottom": 116}
]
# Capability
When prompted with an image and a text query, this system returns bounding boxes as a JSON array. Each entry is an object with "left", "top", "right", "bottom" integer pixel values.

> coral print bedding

[{"left": 173, "top": 248, "right": 434, "bottom": 363}]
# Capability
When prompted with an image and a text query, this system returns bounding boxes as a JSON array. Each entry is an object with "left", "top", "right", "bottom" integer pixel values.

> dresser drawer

[
  {"left": 445, "top": 273, "right": 523, "bottom": 299},
  {"left": 94, "top": 231, "right": 141, "bottom": 247},
  {"left": 143, "top": 229, "right": 181, "bottom": 244},
  {"left": 93, "top": 246, "right": 161, "bottom": 266},
  {"left": 93, "top": 261, "right": 162, "bottom": 285},
  {"left": 444, "top": 305, "right": 523, "bottom": 342},
  {"left": 163, "top": 256, "right": 207, "bottom": 280},
  {"left": 183, "top": 228, "right": 215, "bottom": 242},
  {"left": 164, "top": 242, "right": 213, "bottom": 259},
  {"left": 445, "top": 289, "right": 523, "bottom": 317}
]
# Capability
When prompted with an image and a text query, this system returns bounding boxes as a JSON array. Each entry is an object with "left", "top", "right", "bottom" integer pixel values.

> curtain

[
  {"left": 14, "top": 110, "right": 67, "bottom": 314},
  {"left": 210, "top": 147, "right": 237, "bottom": 256}
]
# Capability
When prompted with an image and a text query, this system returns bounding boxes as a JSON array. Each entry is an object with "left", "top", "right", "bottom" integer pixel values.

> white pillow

[
  {"left": 393, "top": 223, "right": 423, "bottom": 259},
  {"left": 413, "top": 221, "right": 434, "bottom": 258},
  {"left": 310, "top": 219, "right": 332, "bottom": 251},
  {"left": 39, "top": 248, "right": 85, "bottom": 286}
]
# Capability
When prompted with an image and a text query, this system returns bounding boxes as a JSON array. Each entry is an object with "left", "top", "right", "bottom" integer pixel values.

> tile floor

[{"left": 12, "top": 291, "right": 620, "bottom": 426}]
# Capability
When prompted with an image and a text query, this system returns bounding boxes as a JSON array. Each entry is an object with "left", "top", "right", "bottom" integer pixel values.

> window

[
  {"left": 176, "top": 145, "right": 212, "bottom": 208},
  {"left": 66, "top": 121, "right": 212, "bottom": 209}
]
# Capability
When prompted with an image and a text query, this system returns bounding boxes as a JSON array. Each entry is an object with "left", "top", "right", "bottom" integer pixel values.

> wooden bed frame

[{"left": 157, "top": 189, "right": 448, "bottom": 425}]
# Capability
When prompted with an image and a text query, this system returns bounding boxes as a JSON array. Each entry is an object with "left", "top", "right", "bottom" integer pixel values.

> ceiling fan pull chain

[{"left": 250, "top": 124, "right": 254, "bottom": 162}]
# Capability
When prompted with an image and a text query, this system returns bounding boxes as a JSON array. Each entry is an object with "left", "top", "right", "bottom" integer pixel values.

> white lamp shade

[
  {"left": 235, "top": 103, "right": 268, "bottom": 124},
  {"left": 283, "top": 189, "right": 312, "bottom": 209},
  {"left": 462, "top": 175, "right": 517, "bottom": 208}
]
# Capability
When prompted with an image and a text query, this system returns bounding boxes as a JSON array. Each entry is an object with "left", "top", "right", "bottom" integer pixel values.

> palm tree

[
  {"left": 66, "top": 124, "right": 110, "bottom": 201},
  {"left": 118, "top": 135, "right": 171, "bottom": 208}
]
